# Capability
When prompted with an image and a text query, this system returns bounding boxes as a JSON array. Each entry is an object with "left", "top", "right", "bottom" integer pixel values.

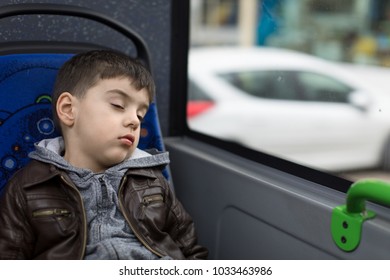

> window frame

[{"left": 169, "top": 0, "right": 352, "bottom": 193}]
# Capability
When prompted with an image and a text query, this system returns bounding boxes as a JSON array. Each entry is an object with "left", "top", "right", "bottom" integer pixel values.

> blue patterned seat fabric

[{"left": 0, "top": 53, "right": 166, "bottom": 195}]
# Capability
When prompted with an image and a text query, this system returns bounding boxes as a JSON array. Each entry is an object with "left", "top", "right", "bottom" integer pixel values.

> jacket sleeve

[
  {"left": 0, "top": 178, "right": 35, "bottom": 259},
  {"left": 168, "top": 190, "right": 209, "bottom": 260}
]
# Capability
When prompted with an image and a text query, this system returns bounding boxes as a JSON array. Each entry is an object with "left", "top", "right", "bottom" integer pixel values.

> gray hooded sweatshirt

[{"left": 29, "top": 137, "right": 171, "bottom": 260}]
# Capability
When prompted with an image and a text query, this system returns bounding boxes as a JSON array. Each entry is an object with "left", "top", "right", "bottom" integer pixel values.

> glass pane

[
  {"left": 220, "top": 71, "right": 301, "bottom": 100},
  {"left": 297, "top": 72, "right": 351, "bottom": 103},
  {"left": 188, "top": 0, "right": 390, "bottom": 183}
]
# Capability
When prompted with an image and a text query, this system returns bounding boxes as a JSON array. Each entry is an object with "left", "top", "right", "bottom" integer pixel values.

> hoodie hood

[{"left": 29, "top": 137, "right": 170, "bottom": 177}]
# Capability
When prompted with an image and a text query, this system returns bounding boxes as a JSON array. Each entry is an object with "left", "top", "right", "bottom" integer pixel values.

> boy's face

[{"left": 63, "top": 77, "right": 149, "bottom": 172}]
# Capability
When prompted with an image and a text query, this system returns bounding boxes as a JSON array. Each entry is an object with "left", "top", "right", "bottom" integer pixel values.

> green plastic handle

[
  {"left": 331, "top": 179, "right": 390, "bottom": 252},
  {"left": 347, "top": 179, "right": 390, "bottom": 214}
]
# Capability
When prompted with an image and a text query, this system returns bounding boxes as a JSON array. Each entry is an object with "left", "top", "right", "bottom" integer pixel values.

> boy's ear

[{"left": 56, "top": 92, "right": 77, "bottom": 127}]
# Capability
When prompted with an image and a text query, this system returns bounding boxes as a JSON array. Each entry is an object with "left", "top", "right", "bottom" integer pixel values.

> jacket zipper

[
  {"left": 98, "top": 177, "right": 110, "bottom": 208},
  {"left": 32, "top": 209, "right": 71, "bottom": 217},
  {"left": 142, "top": 194, "right": 163, "bottom": 205},
  {"left": 60, "top": 175, "right": 88, "bottom": 260},
  {"left": 118, "top": 176, "right": 164, "bottom": 257}
]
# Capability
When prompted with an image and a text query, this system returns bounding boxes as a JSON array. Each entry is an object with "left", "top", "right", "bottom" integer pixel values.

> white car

[{"left": 187, "top": 47, "right": 390, "bottom": 171}]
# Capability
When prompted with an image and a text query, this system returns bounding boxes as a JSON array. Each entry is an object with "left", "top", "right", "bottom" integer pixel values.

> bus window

[{"left": 187, "top": 0, "right": 390, "bottom": 183}]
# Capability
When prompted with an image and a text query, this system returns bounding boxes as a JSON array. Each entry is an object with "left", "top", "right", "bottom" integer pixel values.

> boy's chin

[
  {"left": 115, "top": 153, "right": 133, "bottom": 164},
  {"left": 101, "top": 155, "right": 131, "bottom": 170}
]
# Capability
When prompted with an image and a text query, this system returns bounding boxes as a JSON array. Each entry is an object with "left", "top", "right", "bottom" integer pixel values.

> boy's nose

[{"left": 124, "top": 113, "right": 140, "bottom": 129}]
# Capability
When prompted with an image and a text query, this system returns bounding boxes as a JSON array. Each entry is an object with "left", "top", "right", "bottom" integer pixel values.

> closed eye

[{"left": 111, "top": 103, "right": 125, "bottom": 110}]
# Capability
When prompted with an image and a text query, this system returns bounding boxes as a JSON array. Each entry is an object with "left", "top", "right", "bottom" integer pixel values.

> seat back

[{"left": 0, "top": 53, "right": 166, "bottom": 195}]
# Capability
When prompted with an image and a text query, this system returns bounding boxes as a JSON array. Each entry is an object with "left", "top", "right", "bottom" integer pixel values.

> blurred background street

[{"left": 187, "top": 0, "right": 390, "bottom": 183}]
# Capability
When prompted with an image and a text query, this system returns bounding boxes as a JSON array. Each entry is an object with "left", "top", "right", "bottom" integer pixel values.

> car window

[
  {"left": 220, "top": 71, "right": 301, "bottom": 101},
  {"left": 188, "top": 80, "right": 213, "bottom": 101},
  {"left": 297, "top": 72, "right": 352, "bottom": 103},
  {"left": 187, "top": 0, "right": 390, "bottom": 184}
]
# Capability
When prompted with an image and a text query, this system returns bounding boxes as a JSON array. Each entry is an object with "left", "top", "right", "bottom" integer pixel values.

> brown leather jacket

[{"left": 0, "top": 160, "right": 208, "bottom": 260}]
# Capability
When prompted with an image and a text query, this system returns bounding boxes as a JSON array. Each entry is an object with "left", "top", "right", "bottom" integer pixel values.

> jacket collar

[
  {"left": 22, "top": 160, "right": 64, "bottom": 188},
  {"left": 23, "top": 160, "right": 160, "bottom": 189},
  {"left": 124, "top": 167, "right": 160, "bottom": 179}
]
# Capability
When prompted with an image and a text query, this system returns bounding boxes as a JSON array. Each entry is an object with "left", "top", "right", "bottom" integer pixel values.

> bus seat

[{"left": 0, "top": 53, "right": 167, "bottom": 196}]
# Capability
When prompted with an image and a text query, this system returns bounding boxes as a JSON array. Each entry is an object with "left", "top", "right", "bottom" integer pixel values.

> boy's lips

[{"left": 119, "top": 134, "right": 135, "bottom": 146}]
